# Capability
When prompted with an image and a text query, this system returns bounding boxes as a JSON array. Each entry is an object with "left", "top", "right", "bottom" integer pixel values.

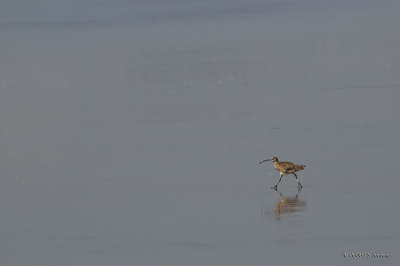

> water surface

[{"left": 1, "top": 0, "right": 400, "bottom": 265}]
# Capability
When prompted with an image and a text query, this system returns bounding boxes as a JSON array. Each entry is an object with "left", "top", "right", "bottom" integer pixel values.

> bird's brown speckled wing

[{"left": 275, "top": 161, "right": 305, "bottom": 174}]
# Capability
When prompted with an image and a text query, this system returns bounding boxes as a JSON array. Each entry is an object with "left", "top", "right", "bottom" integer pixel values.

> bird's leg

[
  {"left": 271, "top": 174, "right": 283, "bottom": 190},
  {"left": 293, "top": 173, "right": 303, "bottom": 189}
]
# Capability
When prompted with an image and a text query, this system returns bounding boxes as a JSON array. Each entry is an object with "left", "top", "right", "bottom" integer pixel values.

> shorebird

[{"left": 259, "top": 157, "right": 305, "bottom": 190}]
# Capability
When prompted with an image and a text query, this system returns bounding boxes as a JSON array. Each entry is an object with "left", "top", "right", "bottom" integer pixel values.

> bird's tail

[{"left": 297, "top": 165, "right": 306, "bottom": 170}]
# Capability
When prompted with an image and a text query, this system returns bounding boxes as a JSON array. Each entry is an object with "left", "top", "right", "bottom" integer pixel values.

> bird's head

[
  {"left": 270, "top": 157, "right": 279, "bottom": 162},
  {"left": 259, "top": 156, "right": 279, "bottom": 164}
]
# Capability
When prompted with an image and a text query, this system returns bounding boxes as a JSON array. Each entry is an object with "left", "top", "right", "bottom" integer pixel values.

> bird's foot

[{"left": 271, "top": 185, "right": 278, "bottom": 190}]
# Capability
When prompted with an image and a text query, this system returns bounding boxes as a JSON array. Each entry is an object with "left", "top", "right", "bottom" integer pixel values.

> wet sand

[{"left": 1, "top": 0, "right": 400, "bottom": 265}]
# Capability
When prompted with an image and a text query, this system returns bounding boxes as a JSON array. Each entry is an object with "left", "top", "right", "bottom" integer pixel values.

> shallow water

[{"left": 1, "top": 0, "right": 400, "bottom": 265}]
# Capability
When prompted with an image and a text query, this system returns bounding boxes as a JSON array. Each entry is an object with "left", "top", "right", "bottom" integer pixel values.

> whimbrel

[{"left": 259, "top": 157, "right": 305, "bottom": 189}]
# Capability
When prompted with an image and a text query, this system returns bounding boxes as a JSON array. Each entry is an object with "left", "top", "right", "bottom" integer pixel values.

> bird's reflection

[{"left": 263, "top": 188, "right": 306, "bottom": 220}]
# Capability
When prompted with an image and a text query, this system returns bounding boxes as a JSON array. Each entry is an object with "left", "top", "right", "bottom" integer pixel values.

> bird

[{"left": 259, "top": 157, "right": 305, "bottom": 190}]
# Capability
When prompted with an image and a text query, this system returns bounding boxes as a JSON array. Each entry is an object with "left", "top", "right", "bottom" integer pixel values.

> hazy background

[{"left": 1, "top": 0, "right": 400, "bottom": 265}]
